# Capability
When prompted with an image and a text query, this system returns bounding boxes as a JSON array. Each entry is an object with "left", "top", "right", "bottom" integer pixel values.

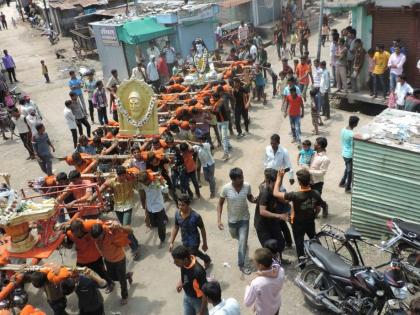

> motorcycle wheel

[
  {"left": 300, "top": 263, "right": 333, "bottom": 310},
  {"left": 315, "top": 231, "right": 360, "bottom": 266}
]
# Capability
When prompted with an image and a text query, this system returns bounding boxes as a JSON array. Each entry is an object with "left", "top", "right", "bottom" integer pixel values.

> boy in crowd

[
  {"left": 244, "top": 248, "right": 284, "bottom": 315},
  {"left": 172, "top": 245, "right": 208, "bottom": 315},
  {"left": 297, "top": 140, "right": 315, "bottom": 167},
  {"left": 169, "top": 194, "right": 211, "bottom": 269},
  {"left": 273, "top": 169, "right": 323, "bottom": 264}
]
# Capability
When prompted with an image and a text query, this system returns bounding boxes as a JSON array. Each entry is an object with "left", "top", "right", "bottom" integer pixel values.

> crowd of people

[{"left": 1, "top": 2, "right": 420, "bottom": 315}]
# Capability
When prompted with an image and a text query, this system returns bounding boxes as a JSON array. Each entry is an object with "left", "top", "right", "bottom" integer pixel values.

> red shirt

[
  {"left": 157, "top": 57, "right": 169, "bottom": 77},
  {"left": 286, "top": 95, "right": 303, "bottom": 117},
  {"left": 182, "top": 150, "right": 196, "bottom": 173},
  {"left": 296, "top": 63, "right": 310, "bottom": 85}
]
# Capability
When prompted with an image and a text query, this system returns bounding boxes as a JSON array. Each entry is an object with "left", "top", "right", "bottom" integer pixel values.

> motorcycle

[
  {"left": 383, "top": 218, "right": 420, "bottom": 288},
  {"left": 41, "top": 27, "right": 59, "bottom": 45},
  {"left": 295, "top": 239, "right": 410, "bottom": 314}
]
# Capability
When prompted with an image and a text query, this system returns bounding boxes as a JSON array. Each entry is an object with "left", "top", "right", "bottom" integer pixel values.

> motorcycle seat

[
  {"left": 397, "top": 220, "right": 420, "bottom": 241},
  {"left": 344, "top": 226, "right": 362, "bottom": 240},
  {"left": 308, "top": 242, "right": 352, "bottom": 278}
]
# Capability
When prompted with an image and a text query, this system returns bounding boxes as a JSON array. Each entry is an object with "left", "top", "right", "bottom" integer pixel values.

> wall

[
  {"left": 252, "top": 0, "right": 282, "bottom": 26},
  {"left": 176, "top": 21, "right": 217, "bottom": 57},
  {"left": 217, "top": 2, "right": 252, "bottom": 24},
  {"left": 91, "top": 23, "right": 129, "bottom": 81},
  {"left": 351, "top": 5, "right": 372, "bottom": 49},
  {"left": 50, "top": 8, "right": 82, "bottom": 36},
  {"left": 123, "top": 34, "right": 178, "bottom": 71},
  {"left": 372, "top": 8, "right": 420, "bottom": 88}
]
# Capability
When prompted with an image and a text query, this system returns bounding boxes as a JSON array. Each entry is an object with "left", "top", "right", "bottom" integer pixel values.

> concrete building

[
  {"left": 326, "top": 0, "right": 420, "bottom": 88},
  {"left": 90, "top": 1, "right": 220, "bottom": 81}
]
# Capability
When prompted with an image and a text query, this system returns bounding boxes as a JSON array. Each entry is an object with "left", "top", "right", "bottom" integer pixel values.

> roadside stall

[
  {"left": 351, "top": 109, "right": 420, "bottom": 239},
  {"left": 90, "top": 1, "right": 220, "bottom": 81}
]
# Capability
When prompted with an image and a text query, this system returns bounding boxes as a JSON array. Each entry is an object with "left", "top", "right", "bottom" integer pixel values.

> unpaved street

[{"left": 0, "top": 5, "right": 375, "bottom": 315}]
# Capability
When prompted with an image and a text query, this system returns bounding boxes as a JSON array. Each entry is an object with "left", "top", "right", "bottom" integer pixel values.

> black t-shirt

[
  {"left": 216, "top": 97, "right": 231, "bottom": 122},
  {"left": 233, "top": 86, "right": 249, "bottom": 112},
  {"left": 76, "top": 275, "right": 105, "bottom": 312},
  {"left": 181, "top": 258, "right": 207, "bottom": 298},
  {"left": 254, "top": 186, "right": 278, "bottom": 231},
  {"left": 284, "top": 190, "right": 322, "bottom": 222}
]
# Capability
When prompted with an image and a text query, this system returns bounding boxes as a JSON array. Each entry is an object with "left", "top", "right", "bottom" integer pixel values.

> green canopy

[{"left": 116, "top": 17, "right": 174, "bottom": 45}]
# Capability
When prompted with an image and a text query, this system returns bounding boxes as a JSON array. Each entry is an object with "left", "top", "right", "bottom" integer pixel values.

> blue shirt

[
  {"left": 69, "top": 78, "right": 83, "bottom": 95},
  {"left": 298, "top": 148, "right": 315, "bottom": 166},
  {"left": 283, "top": 84, "right": 302, "bottom": 96},
  {"left": 341, "top": 128, "right": 354, "bottom": 158},
  {"left": 255, "top": 72, "right": 265, "bottom": 87},
  {"left": 175, "top": 210, "right": 203, "bottom": 247}
]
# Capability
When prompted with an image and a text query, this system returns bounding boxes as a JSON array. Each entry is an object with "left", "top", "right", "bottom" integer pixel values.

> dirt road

[{"left": 0, "top": 5, "right": 375, "bottom": 315}]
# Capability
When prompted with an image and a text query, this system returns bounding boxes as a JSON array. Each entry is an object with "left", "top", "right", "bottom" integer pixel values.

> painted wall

[
  {"left": 217, "top": 2, "right": 252, "bottom": 24},
  {"left": 91, "top": 23, "right": 129, "bottom": 81},
  {"left": 252, "top": 0, "right": 282, "bottom": 26},
  {"left": 49, "top": 8, "right": 81, "bottom": 36},
  {"left": 351, "top": 5, "right": 372, "bottom": 49},
  {"left": 176, "top": 21, "right": 217, "bottom": 57}
]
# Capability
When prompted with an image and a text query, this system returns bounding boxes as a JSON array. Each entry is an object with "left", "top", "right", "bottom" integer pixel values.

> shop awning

[{"left": 116, "top": 17, "right": 174, "bottom": 45}]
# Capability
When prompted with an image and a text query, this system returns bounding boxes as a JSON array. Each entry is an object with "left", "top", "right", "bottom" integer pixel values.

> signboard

[{"left": 100, "top": 26, "right": 119, "bottom": 47}]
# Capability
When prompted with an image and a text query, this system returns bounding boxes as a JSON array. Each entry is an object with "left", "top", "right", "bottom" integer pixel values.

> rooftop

[
  {"left": 91, "top": 1, "right": 217, "bottom": 25},
  {"left": 355, "top": 108, "right": 420, "bottom": 154}
]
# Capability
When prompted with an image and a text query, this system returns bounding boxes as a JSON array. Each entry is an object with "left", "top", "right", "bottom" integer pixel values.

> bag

[{"left": 387, "top": 92, "right": 396, "bottom": 109}]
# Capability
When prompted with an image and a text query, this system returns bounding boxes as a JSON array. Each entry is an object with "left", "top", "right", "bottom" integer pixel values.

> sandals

[
  {"left": 105, "top": 282, "right": 114, "bottom": 294},
  {"left": 126, "top": 272, "right": 133, "bottom": 285}
]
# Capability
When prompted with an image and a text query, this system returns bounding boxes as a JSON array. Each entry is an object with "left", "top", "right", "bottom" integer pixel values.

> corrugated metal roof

[
  {"left": 355, "top": 109, "right": 420, "bottom": 154},
  {"left": 49, "top": 0, "right": 110, "bottom": 10},
  {"left": 351, "top": 110, "right": 420, "bottom": 239}
]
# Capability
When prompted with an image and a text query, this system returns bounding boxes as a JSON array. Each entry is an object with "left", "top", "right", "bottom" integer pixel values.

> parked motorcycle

[
  {"left": 295, "top": 239, "right": 410, "bottom": 314},
  {"left": 383, "top": 218, "right": 420, "bottom": 287},
  {"left": 41, "top": 27, "right": 59, "bottom": 45}
]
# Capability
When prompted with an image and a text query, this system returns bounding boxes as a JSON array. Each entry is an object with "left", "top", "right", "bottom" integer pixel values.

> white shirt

[
  {"left": 146, "top": 46, "right": 160, "bottom": 59},
  {"left": 238, "top": 25, "right": 248, "bottom": 41},
  {"left": 193, "top": 143, "right": 214, "bottom": 167},
  {"left": 388, "top": 53, "right": 406, "bottom": 76},
  {"left": 330, "top": 42, "right": 337, "bottom": 66},
  {"left": 395, "top": 82, "right": 414, "bottom": 106},
  {"left": 63, "top": 107, "right": 77, "bottom": 130},
  {"left": 249, "top": 45, "right": 258, "bottom": 60},
  {"left": 417, "top": 59, "right": 420, "bottom": 71},
  {"left": 308, "top": 151, "right": 330, "bottom": 184},
  {"left": 244, "top": 265, "right": 284, "bottom": 315},
  {"left": 210, "top": 298, "right": 241, "bottom": 315},
  {"left": 26, "top": 114, "right": 41, "bottom": 135},
  {"left": 147, "top": 61, "right": 159, "bottom": 81},
  {"left": 215, "top": 26, "right": 222, "bottom": 37},
  {"left": 163, "top": 46, "right": 176, "bottom": 64},
  {"left": 12, "top": 115, "right": 29, "bottom": 134},
  {"left": 131, "top": 67, "right": 145, "bottom": 81},
  {"left": 312, "top": 66, "right": 323, "bottom": 88},
  {"left": 143, "top": 184, "right": 165, "bottom": 213},
  {"left": 263, "top": 145, "right": 294, "bottom": 179},
  {"left": 320, "top": 69, "right": 330, "bottom": 94},
  {"left": 220, "top": 182, "right": 251, "bottom": 223}
]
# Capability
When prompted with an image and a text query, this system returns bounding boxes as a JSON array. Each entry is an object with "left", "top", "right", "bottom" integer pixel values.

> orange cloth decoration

[
  {"left": 46, "top": 267, "right": 72, "bottom": 285},
  {"left": 20, "top": 305, "right": 46, "bottom": 315},
  {"left": 180, "top": 121, "right": 190, "bottom": 130}
]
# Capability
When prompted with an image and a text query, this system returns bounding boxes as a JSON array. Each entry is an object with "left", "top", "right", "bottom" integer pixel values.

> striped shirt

[{"left": 220, "top": 182, "right": 251, "bottom": 223}]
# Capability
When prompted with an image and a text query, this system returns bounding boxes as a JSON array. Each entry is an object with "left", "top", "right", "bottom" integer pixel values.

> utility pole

[
  {"left": 316, "top": 0, "right": 325, "bottom": 61},
  {"left": 42, "top": 0, "right": 52, "bottom": 28}
]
